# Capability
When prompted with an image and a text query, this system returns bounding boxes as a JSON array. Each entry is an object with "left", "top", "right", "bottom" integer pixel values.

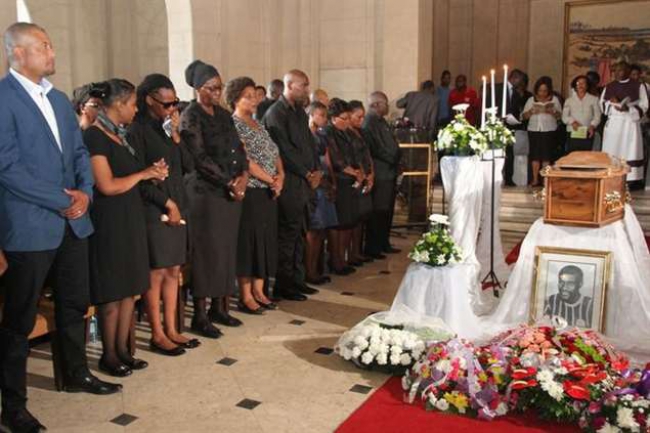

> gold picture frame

[
  {"left": 562, "top": 0, "right": 650, "bottom": 95},
  {"left": 530, "top": 246, "right": 612, "bottom": 332}
]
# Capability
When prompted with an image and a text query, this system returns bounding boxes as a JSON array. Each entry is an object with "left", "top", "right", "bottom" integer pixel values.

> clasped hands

[{"left": 228, "top": 174, "right": 248, "bottom": 202}]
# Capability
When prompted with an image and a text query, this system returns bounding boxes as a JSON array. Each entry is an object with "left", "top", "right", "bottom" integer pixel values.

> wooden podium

[{"left": 394, "top": 143, "right": 435, "bottom": 226}]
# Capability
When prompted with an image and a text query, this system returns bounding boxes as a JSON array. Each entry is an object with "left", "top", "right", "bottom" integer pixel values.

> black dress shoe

[
  {"left": 237, "top": 301, "right": 265, "bottom": 315},
  {"left": 121, "top": 357, "right": 149, "bottom": 370},
  {"left": 174, "top": 338, "right": 201, "bottom": 349},
  {"left": 297, "top": 284, "right": 319, "bottom": 295},
  {"left": 98, "top": 358, "right": 132, "bottom": 377},
  {"left": 208, "top": 310, "right": 243, "bottom": 327},
  {"left": 332, "top": 267, "right": 355, "bottom": 276},
  {"left": 256, "top": 300, "right": 278, "bottom": 310},
  {"left": 348, "top": 260, "right": 363, "bottom": 267},
  {"left": 360, "top": 256, "right": 374, "bottom": 263},
  {"left": 1, "top": 408, "right": 46, "bottom": 433},
  {"left": 383, "top": 247, "right": 401, "bottom": 254},
  {"left": 273, "top": 289, "right": 308, "bottom": 301},
  {"left": 63, "top": 373, "right": 122, "bottom": 395},
  {"left": 190, "top": 319, "right": 223, "bottom": 339},
  {"left": 305, "top": 276, "right": 329, "bottom": 286},
  {"left": 367, "top": 253, "right": 387, "bottom": 260},
  {"left": 149, "top": 341, "right": 186, "bottom": 356}
]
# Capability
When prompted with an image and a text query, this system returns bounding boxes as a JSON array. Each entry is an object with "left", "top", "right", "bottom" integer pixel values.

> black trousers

[
  {"left": 365, "top": 179, "right": 396, "bottom": 255},
  {"left": 0, "top": 225, "right": 90, "bottom": 412},
  {"left": 275, "top": 189, "right": 308, "bottom": 291},
  {"left": 504, "top": 144, "right": 514, "bottom": 185}
]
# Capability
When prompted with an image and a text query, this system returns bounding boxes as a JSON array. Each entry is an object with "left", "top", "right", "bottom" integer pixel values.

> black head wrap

[{"left": 184, "top": 60, "right": 219, "bottom": 89}]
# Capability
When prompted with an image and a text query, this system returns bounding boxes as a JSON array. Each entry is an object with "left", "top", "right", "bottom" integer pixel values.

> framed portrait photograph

[{"left": 530, "top": 247, "right": 612, "bottom": 332}]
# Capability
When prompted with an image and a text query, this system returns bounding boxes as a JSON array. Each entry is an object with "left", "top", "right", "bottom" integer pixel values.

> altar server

[{"left": 601, "top": 61, "right": 649, "bottom": 187}]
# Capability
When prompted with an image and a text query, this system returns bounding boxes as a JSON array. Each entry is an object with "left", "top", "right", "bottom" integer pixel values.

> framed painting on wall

[{"left": 562, "top": 0, "right": 650, "bottom": 94}]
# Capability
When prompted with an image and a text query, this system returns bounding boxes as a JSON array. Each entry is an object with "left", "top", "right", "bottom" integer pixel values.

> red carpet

[{"left": 337, "top": 377, "right": 580, "bottom": 433}]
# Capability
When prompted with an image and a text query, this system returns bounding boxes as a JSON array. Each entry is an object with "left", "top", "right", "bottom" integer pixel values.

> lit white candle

[
  {"left": 502, "top": 64, "right": 508, "bottom": 118},
  {"left": 481, "top": 75, "right": 487, "bottom": 129},
  {"left": 490, "top": 69, "right": 496, "bottom": 120}
]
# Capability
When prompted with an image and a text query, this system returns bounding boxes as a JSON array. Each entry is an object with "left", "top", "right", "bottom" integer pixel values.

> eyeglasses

[
  {"left": 150, "top": 94, "right": 180, "bottom": 109},
  {"left": 84, "top": 102, "right": 100, "bottom": 109},
  {"left": 203, "top": 85, "right": 223, "bottom": 93}
]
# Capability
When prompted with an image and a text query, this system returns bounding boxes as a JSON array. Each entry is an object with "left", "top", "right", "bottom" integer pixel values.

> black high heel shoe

[
  {"left": 255, "top": 299, "right": 278, "bottom": 310},
  {"left": 237, "top": 301, "right": 265, "bottom": 315},
  {"left": 149, "top": 340, "right": 186, "bottom": 356},
  {"left": 121, "top": 357, "right": 149, "bottom": 370},
  {"left": 172, "top": 338, "right": 201, "bottom": 349},
  {"left": 99, "top": 358, "right": 132, "bottom": 377}
]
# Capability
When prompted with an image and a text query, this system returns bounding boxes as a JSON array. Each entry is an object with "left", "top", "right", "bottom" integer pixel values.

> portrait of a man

[{"left": 543, "top": 265, "right": 594, "bottom": 327}]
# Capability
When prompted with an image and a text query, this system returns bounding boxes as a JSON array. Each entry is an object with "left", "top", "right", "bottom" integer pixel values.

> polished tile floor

[{"left": 26, "top": 235, "right": 416, "bottom": 432}]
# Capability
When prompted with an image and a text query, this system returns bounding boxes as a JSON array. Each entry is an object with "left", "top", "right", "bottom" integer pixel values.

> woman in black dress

[
  {"left": 85, "top": 79, "right": 168, "bottom": 376},
  {"left": 226, "top": 77, "right": 284, "bottom": 314},
  {"left": 320, "top": 98, "right": 363, "bottom": 275},
  {"left": 347, "top": 100, "right": 374, "bottom": 266},
  {"left": 180, "top": 61, "right": 249, "bottom": 338},
  {"left": 129, "top": 74, "right": 199, "bottom": 356}
]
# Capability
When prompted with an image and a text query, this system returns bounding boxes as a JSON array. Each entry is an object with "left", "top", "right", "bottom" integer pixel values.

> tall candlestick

[
  {"left": 490, "top": 69, "right": 496, "bottom": 120},
  {"left": 502, "top": 64, "right": 508, "bottom": 118},
  {"left": 481, "top": 75, "right": 487, "bottom": 129}
]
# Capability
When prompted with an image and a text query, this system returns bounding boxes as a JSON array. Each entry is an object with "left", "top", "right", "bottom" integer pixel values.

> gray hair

[{"left": 3, "top": 22, "right": 46, "bottom": 66}]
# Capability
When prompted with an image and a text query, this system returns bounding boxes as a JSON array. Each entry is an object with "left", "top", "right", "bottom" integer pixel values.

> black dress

[
  {"left": 350, "top": 129, "right": 374, "bottom": 221},
  {"left": 322, "top": 124, "right": 361, "bottom": 228},
  {"left": 179, "top": 101, "right": 248, "bottom": 298},
  {"left": 84, "top": 126, "right": 150, "bottom": 305},
  {"left": 233, "top": 116, "right": 279, "bottom": 279},
  {"left": 129, "top": 114, "right": 191, "bottom": 269}
]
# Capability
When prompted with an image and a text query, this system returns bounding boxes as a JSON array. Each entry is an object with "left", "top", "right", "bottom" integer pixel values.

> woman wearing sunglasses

[
  {"left": 71, "top": 83, "right": 102, "bottom": 130},
  {"left": 128, "top": 73, "right": 199, "bottom": 356}
]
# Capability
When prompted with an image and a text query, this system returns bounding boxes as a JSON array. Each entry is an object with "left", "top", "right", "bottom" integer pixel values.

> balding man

[
  {"left": 0, "top": 22, "right": 120, "bottom": 432},
  {"left": 256, "top": 78, "right": 284, "bottom": 121},
  {"left": 263, "top": 70, "right": 322, "bottom": 300},
  {"left": 310, "top": 88, "right": 330, "bottom": 106},
  {"left": 362, "top": 92, "right": 402, "bottom": 258}
]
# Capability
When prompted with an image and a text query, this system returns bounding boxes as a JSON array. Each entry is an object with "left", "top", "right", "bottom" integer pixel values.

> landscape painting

[{"left": 563, "top": 0, "right": 650, "bottom": 93}]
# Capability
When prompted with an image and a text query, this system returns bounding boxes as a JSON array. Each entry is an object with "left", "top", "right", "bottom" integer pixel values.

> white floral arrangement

[
  {"left": 408, "top": 214, "right": 463, "bottom": 267},
  {"left": 481, "top": 116, "right": 515, "bottom": 150},
  {"left": 436, "top": 114, "right": 488, "bottom": 156},
  {"left": 336, "top": 323, "right": 426, "bottom": 372}
]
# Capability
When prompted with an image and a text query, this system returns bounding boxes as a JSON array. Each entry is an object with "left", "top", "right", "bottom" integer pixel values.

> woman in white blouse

[
  {"left": 522, "top": 76, "right": 562, "bottom": 186},
  {"left": 562, "top": 75, "right": 601, "bottom": 153}
]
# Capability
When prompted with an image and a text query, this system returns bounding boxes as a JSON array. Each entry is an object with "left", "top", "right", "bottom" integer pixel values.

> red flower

[
  {"left": 579, "top": 371, "right": 608, "bottom": 385},
  {"left": 511, "top": 380, "right": 538, "bottom": 390},
  {"left": 511, "top": 367, "right": 537, "bottom": 380},
  {"left": 563, "top": 381, "right": 591, "bottom": 400}
]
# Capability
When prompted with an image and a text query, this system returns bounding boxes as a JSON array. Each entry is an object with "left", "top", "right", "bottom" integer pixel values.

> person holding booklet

[
  {"left": 601, "top": 61, "right": 649, "bottom": 189},
  {"left": 562, "top": 75, "right": 601, "bottom": 153},
  {"left": 522, "top": 76, "right": 562, "bottom": 187}
]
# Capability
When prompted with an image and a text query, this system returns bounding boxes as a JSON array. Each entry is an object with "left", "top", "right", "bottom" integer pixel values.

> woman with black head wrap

[
  {"left": 179, "top": 60, "right": 249, "bottom": 338},
  {"left": 128, "top": 73, "right": 199, "bottom": 356}
]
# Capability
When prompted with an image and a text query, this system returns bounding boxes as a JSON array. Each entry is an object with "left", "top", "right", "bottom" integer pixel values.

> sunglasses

[
  {"left": 85, "top": 102, "right": 100, "bottom": 109},
  {"left": 150, "top": 94, "right": 180, "bottom": 109}
]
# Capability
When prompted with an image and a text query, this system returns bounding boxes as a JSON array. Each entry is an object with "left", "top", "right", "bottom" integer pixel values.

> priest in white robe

[{"left": 600, "top": 61, "right": 649, "bottom": 184}]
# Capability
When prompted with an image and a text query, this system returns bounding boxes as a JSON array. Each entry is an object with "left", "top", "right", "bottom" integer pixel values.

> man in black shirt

[
  {"left": 362, "top": 91, "right": 402, "bottom": 258},
  {"left": 263, "top": 70, "right": 322, "bottom": 301},
  {"left": 256, "top": 78, "right": 284, "bottom": 121}
]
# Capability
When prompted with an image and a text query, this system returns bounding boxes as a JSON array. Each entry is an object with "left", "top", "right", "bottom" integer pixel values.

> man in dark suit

[
  {"left": 362, "top": 91, "right": 402, "bottom": 258},
  {"left": 483, "top": 69, "right": 527, "bottom": 186},
  {"left": 255, "top": 78, "right": 284, "bottom": 121},
  {"left": 263, "top": 70, "right": 322, "bottom": 301},
  {"left": 0, "top": 22, "right": 120, "bottom": 433},
  {"left": 396, "top": 80, "right": 440, "bottom": 141}
]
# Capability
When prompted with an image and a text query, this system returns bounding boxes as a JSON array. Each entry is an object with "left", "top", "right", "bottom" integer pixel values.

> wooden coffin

[{"left": 541, "top": 151, "right": 629, "bottom": 227}]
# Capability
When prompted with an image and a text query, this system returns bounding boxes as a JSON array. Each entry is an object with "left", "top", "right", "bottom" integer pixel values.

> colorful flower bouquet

[
  {"left": 408, "top": 214, "right": 463, "bottom": 267},
  {"left": 436, "top": 114, "right": 488, "bottom": 156},
  {"left": 402, "top": 324, "right": 650, "bottom": 431}
]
